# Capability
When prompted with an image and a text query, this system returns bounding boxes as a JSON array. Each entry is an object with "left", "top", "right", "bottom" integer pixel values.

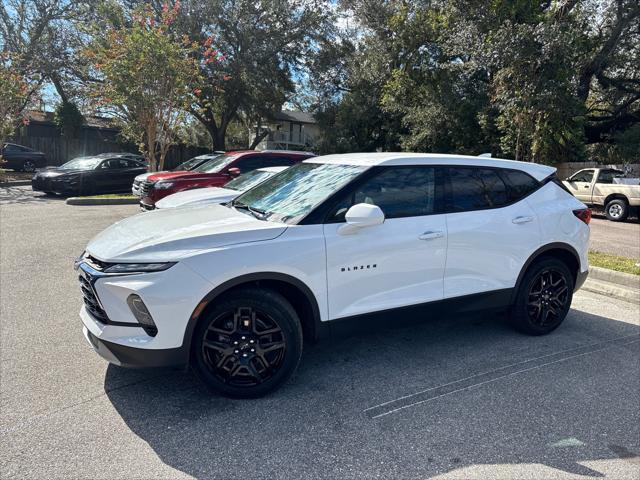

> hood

[
  {"left": 155, "top": 187, "right": 238, "bottom": 209},
  {"left": 86, "top": 203, "right": 287, "bottom": 262},
  {"left": 135, "top": 172, "right": 153, "bottom": 182},
  {"left": 146, "top": 170, "right": 225, "bottom": 183},
  {"left": 146, "top": 170, "right": 192, "bottom": 182}
]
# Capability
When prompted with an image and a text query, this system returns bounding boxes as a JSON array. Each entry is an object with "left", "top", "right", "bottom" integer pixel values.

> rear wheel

[
  {"left": 605, "top": 199, "right": 628, "bottom": 222},
  {"left": 192, "top": 288, "right": 303, "bottom": 398},
  {"left": 22, "top": 160, "right": 36, "bottom": 172},
  {"left": 510, "top": 258, "right": 574, "bottom": 335}
]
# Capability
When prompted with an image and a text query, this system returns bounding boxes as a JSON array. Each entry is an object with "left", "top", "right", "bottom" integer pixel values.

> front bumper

[
  {"left": 83, "top": 324, "right": 186, "bottom": 368},
  {"left": 77, "top": 259, "right": 214, "bottom": 367}
]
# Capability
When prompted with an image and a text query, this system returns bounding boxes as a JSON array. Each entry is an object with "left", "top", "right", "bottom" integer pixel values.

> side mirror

[
  {"left": 228, "top": 167, "right": 241, "bottom": 177},
  {"left": 338, "top": 203, "right": 384, "bottom": 235}
]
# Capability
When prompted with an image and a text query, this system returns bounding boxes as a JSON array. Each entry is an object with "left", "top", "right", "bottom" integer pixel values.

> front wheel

[
  {"left": 192, "top": 288, "right": 303, "bottom": 398},
  {"left": 605, "top": 199, "right": 628, "bottom": 222},
  {"left": 510, "top": 258, "right": 574, "bottom": 335}
]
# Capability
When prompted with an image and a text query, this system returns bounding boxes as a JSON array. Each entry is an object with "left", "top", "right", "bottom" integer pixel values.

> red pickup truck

[{"left": 139, "top": 150, "right": 315, "bottom": 209}]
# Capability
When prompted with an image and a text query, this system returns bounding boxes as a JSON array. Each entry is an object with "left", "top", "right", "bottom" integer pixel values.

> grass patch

[{"left": 589, "top": 251, "right": 640, "bottom": 276}]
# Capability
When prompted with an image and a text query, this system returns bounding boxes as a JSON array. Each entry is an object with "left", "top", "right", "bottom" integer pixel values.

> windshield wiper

[{"left": 232, "top": 200, "right": 267, "bottom": 220}]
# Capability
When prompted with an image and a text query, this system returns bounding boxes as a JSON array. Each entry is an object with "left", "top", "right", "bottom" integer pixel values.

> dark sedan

[
  {"left": 32, "top": 156, "right": 146, "bottom": 196},
  {"left": 1, "top": 143, "right": 47, "bottom": 172}
]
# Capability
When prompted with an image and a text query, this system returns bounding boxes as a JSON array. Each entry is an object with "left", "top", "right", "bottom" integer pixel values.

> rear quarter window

[{"left": 499, "top": 169, "right": 540, "bottom": 202}]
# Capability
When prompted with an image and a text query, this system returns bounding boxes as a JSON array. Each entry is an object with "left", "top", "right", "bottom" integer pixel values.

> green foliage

[
  {"left": 0, "top": 54, "right": 37, "bottom": 146},
  {"left": 86, "top": 2, "right": 204, "bottom": 171},
  {"left": 311, "top": 0, "right": 639, "bottom": 164},
  {"left": 54, "top": 102, "right": 84, "bottom": 138}
]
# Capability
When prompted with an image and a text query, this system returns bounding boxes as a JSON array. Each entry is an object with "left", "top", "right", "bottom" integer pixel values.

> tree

[
  {"left": 0, "top": 54, "right": 37, "bottom": 147},
  {"left": 313, "top": 0, "right": 639, "bottom": 163},
  {"left": 0, "top": 0, "right": 90, "bottom": 120},
  {"left": 86, "top": 2, "right": 206, "bottom": 171},
  {"left": 183, "top": 0, "right": 333, "bottom": 150}
]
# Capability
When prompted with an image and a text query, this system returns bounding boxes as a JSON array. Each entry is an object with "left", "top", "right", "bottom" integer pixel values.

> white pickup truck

[{"left": 563, "top": 168, "right": 640, "bottom": 221}]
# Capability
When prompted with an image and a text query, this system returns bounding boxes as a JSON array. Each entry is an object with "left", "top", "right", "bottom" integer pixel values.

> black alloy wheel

[
  {"left": 22, "top": 160, "right": 36, "bottom": 172},
  {"left": 527, "top": 268, "right": 569, "bottom": 328},
  {"left": 510, "top": 258, "right": 574, "bottom": 335},
  {"left": 192, "top": 288, "right": 303, "bottom": 398}
]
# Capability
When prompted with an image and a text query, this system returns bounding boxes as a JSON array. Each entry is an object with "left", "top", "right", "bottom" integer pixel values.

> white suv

[{"left": 76, "top": 153, "right": 590, "bottom": 397}]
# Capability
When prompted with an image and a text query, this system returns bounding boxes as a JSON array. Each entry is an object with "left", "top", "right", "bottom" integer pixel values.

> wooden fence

[
  {"left": 12, "top": 127, "right": 210, "bottom": 169},
  {"left": 555, "top": 162, "right": 640, "bottom": 179}
]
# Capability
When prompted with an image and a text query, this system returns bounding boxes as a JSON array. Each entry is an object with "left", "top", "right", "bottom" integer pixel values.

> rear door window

[{"left": 446, "top": 167, "right": 508, "bottom": 212}]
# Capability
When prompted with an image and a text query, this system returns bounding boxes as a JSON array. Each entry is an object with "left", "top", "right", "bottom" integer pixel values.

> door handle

[
  {"left": 583, "top": 185, "right": 590, "bottom": 189},
  {"left": 418, "top": 230, "right": 444, "bottom": 240},
  {"left": 512, "top": 216, "right": 534, "bottom": 224}
]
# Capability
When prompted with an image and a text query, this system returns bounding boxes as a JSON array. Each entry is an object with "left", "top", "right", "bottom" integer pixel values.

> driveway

[{"left": 1, "top": 188, "right": 639, "bottom": 479}]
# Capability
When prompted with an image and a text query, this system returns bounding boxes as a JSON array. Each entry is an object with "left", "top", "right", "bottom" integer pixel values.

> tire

[
  {"left": 22, "top": 160, "right": 36, "bottom": 172},
  {"left": 605, "top": 199, "right": 628, "bottom": 222},
  {"left": 509, "top": 258, "right": 574, "bottom": 335},
  {"left": 191, "top": 288, "right": 303, "bottom": 398}
]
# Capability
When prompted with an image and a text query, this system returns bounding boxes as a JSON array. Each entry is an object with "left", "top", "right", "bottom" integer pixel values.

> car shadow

[
  {"left": 0, "top": 185, "right": 66, "bottom": 205},
  {"left": 104, "top": 307, "right": 639, "bottom": 479}
]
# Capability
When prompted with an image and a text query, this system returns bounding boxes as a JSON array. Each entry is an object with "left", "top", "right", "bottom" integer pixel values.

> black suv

[{"left": 1, "top": 143, "right": 47, "bottom": 172}]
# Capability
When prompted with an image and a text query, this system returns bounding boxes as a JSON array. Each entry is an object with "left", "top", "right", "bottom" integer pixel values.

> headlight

[
  {"left": 103, "top": 262, "right": 176, "bottom": 274},
  {"left": 155, "top": 182, "right": 175, "bottom": 189}
]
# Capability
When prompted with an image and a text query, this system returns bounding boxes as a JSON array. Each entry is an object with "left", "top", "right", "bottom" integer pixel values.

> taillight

[{"left": 573, "top": 208, "right": 591, "bottom": 225}]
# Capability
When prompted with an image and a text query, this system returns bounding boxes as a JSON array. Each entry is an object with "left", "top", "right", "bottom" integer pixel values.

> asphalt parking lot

[{"left": 1, "top": 187, "right": 639, "bottom": 479}]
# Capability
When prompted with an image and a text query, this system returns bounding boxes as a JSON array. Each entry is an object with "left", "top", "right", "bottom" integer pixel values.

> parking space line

[{"left": 365, "top": 334, "right": 640, "bottom": 419}]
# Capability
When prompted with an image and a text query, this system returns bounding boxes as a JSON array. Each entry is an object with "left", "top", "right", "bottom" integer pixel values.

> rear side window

[
  {"left": 499, "top": 169, "right": 540, "bottom": 202},
  {"left": 446, "top": 168, "right": 508, "bottom": 212},
  {"left": 596, "top": 169, "right": 623, "bottom": 184}
]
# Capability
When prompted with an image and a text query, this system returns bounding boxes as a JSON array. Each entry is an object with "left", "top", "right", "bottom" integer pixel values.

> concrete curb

[
  {"left": 66, "top": 197, "right": 139, "bottom": 206},
  {"left": 582, "top": 267, "right": 639, "bottom": 305},
  {"left": 0, "top": 180, "right": 32, "bottom": 187},
  {"left": 589, "top": 266, "right": 640, "bottom": 287}
]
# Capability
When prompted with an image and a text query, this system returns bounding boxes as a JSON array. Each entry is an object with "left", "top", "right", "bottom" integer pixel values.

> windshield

[
  {"left": 192, "top": 154, "right": 236, "bottom": 173},
  {"left": 225, "top": 170, "right": 274, "bottom": 191},
  {"left": 60, "top": 157, "right": 102, "bottom": 170},
  {"left": 175, "top": 154, "right": 218, "bottom": 171},
  {"left": 232, "top": 162, "right": 366, "bottom": 223}
]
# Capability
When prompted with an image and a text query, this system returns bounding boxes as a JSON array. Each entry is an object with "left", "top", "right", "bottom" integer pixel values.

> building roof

[
  {"left": 26, "top": 110, "right": 117, "bottom": 130},
  {"left": 305, "top": 152, "right": 555, "bottom": 180},
  {"left": 272, "top": 110, "right": 316, "bottom": 124}
]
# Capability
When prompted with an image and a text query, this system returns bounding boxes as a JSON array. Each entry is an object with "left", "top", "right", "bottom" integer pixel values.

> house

[{"left": 256, "top": 110, "right": 319, "bottom": 151}]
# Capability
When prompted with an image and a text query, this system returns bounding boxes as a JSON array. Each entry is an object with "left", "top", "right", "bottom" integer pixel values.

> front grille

[
  {"left": 139, "top": 181, "right": 154, "bottom": 197},
  {"left": 79, "top": 273, "right": 110, "bottom": 323}
]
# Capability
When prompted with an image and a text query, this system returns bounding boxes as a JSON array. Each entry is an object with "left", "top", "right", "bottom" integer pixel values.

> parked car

[
  {"left": 76, "top": 153, "right": 590, "bottom": 398},
  {"left": 139, "top": 150, "right": 315, "bottom": 210},
  {"left": 155, "top": 166, "right": 289, "bottom": 210},
  {"left": 32, "top": 155, "right": 146, "bottom": 196},
  {"left": 132, "top": 152, "right": 224, "bottom": 196},
  {"left": 1, "top": 143, "right": 47, "bottom": 172},
  {"left": 563, "top": 168, "right": 640, "bottom": 221}
]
